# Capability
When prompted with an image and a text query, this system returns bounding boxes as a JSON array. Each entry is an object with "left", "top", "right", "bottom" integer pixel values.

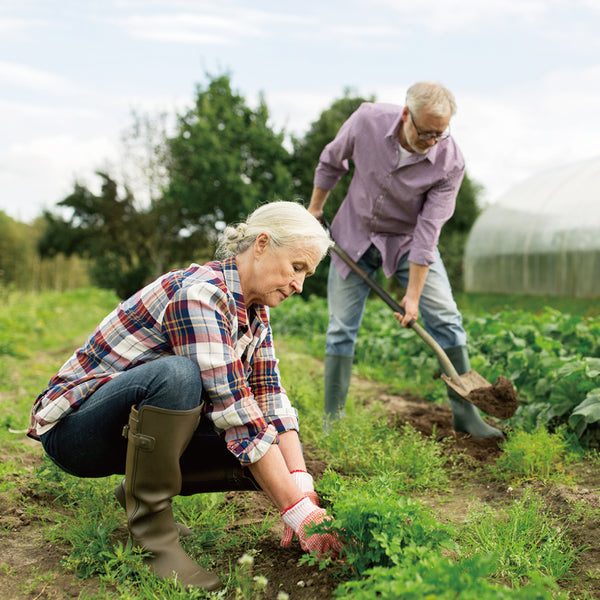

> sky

[{"left": 2, "top": 0, "right": 600, "bottom": 223}]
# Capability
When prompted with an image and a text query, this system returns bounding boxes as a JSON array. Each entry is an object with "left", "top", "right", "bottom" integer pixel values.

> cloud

[
  {"left": 111, "top": 3, "right": 313, "bottom": 45},
  {"left": 363, "top": 0, "right": 580, "bottom": 33},
  {"left": 118, "top": 12, "right": 259, "bottom": 44},
  {"left": 0, "top": 15, "right": 46, "bottom": 39},
  {"left": 0, "top": 134, "right": 118, "bottom": 222},
  {"left": 0, "top": 60, "right": 80, "bottom": 94}
]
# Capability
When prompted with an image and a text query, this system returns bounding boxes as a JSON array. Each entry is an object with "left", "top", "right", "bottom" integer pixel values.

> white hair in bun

[{"left": 215, "top": 201, "right": 332, "bottom": 259}]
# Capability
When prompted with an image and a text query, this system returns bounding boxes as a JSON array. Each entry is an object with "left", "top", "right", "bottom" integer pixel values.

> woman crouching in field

[{"left": 27, "top": 201, "right": 341, "bottom": 591}]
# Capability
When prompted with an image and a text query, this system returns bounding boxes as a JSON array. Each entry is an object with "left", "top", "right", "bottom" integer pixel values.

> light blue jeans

[{"left": 326, "top": 245, "right": 467, "bottom": 356}]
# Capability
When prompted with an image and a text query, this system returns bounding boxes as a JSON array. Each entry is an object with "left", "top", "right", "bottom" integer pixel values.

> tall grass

[{"left": 459, "top": 488, "right": 580, "bottom": 587}]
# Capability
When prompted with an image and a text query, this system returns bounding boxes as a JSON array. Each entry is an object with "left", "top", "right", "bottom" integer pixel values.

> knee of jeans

[{"left": 154, "top": 356, "right": 203, "bottom": 406}]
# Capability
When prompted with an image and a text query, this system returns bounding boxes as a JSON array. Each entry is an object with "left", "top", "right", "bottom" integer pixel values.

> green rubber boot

[
  {"left": 442, "top": 345, "right": 503, "bottom": 439},
  {"left": 323, "top": 354, "right": 353, "bottom": 431}
]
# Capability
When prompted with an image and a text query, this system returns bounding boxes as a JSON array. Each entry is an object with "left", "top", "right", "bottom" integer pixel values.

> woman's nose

[{"left": 291, "top": 274, "right": 304, "bottom": 293}]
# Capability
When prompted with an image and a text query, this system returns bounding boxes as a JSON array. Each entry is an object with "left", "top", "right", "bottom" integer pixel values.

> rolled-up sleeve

[
  {"left": 247, "top": 327, "right": 298, "bottom": 432},
  {"left": 161, "top": 283, "right": 279, "bottom": 466}
]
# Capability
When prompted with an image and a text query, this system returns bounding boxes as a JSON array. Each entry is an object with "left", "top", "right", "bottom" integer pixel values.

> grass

[
  {"left": 1, "top": 288, "right": 597, "bottom": 599},
  {"left": 459, "top": 488, "right": 581, "bottom": 587}
]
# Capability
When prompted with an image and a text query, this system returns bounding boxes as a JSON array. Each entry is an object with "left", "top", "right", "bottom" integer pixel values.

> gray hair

[
  {"left": 405, "top": 81, "right": 457, "bottom": 118},
  {"left": 216, "top": 201, "right": 333, "bottom": 260}
]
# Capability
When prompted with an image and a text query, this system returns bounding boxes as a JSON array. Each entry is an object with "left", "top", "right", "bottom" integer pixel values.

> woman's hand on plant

[
  {"left": 281, "top": 497, "right": 342, "bottom": 559},
  {"left": 281, "top": 470, "right": 319, "bottom": 547}
]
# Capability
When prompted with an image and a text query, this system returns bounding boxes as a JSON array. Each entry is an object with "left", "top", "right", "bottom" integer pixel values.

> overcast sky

[{"left": 2, "top": 0, "right": 600, "bottom": 223}]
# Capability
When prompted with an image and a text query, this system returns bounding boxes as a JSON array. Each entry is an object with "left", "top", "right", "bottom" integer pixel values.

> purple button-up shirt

[{"left": 314, "top": 102, "right": 465, "bottom": 278}]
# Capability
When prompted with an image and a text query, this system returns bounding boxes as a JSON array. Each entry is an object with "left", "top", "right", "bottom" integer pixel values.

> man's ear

[{"left": 254, "top": 232, "right": 270, "bottom": 257}]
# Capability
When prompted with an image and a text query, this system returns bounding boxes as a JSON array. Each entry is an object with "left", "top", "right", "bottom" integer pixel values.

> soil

[
  {"left": 467, "top": 375, "right": 520, "bottom": 420},
  {"left": 2, "top": 386, "right": 600, "bottom": 599}
]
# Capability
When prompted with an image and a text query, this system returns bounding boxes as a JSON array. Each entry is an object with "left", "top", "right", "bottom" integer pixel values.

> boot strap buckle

[{"left": 121, "top": 424, "right": 156, "bottom": 451}]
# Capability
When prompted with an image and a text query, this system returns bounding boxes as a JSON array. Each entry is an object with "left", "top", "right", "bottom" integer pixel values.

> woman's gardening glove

[
  {"left": 280, "top": 496, "right": 342, "bottom": 559},
  {"left": 281, "top": 470, "right": 319, "bottom": 547}
]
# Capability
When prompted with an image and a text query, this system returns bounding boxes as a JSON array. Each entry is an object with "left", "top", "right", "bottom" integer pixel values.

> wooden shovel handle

[{"left": 330, "top": 243, "right": 464, "bottom": 386}]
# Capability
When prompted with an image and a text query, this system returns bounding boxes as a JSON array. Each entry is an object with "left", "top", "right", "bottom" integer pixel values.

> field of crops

[{"left": 1, "top": 288, "right": 600, "bottom": 599}]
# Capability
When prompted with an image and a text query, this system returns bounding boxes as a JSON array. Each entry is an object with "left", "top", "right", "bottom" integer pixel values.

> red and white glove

[
  {"left": 281, "top": 470, "right": 319, "bottom": 547},
  {"left": 281, "top": 497, "right": 342, "bottom": 559}
]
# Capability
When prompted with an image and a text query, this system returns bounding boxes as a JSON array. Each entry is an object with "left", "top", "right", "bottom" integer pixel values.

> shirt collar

[{"left": 214, "top": 257, "right": 269, "bottom": 333}]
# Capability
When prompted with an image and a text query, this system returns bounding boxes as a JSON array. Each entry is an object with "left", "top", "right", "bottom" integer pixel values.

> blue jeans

[
  {"left": 326, "top": 245, "right": 467, "bottom": 356},
  {"left": 40, "top": 356, "right": 208, "bottom": 478}
]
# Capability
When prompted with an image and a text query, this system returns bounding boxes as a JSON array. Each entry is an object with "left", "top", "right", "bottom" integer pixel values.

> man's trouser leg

[
  {"left": 324, "top": 354, "right": 354, "bottom": 427},
  {"left": 393, "top": 250, "right": 501, "bottom": 438},
  {"left": 324, "top": 248, "right": 378, "bottom": 427}
]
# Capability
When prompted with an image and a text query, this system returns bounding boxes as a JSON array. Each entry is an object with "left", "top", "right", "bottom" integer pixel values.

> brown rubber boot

[{"left": 123, "top": 404, "right": 221, "bottom": 591}]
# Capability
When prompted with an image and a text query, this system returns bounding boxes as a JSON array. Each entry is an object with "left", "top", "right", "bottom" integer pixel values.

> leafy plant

[
  {"left": 333, "top": 553, "right": 565, "bottom": 599},
  {"left": 313, "top": 473, "right": 456, "bottom": 577},
  {"left": 272, "top": 297, "right": 600, "bottom": 444}
]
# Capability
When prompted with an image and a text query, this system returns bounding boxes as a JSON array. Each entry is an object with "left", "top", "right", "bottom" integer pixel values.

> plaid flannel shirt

[{"left": 28, "top": 258, "right": 298, "bottom": 466}]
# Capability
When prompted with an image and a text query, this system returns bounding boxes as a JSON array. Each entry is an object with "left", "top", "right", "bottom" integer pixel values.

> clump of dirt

[{"left": 467, "top": 376, "right": 519, "bottom": 420}]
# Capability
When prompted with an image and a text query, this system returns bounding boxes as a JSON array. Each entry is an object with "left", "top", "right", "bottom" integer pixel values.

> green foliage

[
  {"left": 322, "top": 415, "right": 448, "bottom": 489},
  {"left": 334, "top": 554, "right": 563, "bottom": 600},
  {"left": 272, "top": 295, "right": 600, "bottom": 442},
  {"left": 315, "top": 473, "right": 455, "bottom": 577},
  {"left": 460, "top": 488, "right": 580, "bottom": 586},
  {"left": 164, "top": 74, "right": 295, "bottom": 245},
  {"left": 38, "top": 173, "right": 155, "bottom": 298},
  {"left": 0, "top": 211, "right": 37, "bottom": 288},
  {"left": 464, "top": 308, "right": 600, "bottom": 443},
  {"left": 490, "top": 427, "right": 573, "bottom": 483}
]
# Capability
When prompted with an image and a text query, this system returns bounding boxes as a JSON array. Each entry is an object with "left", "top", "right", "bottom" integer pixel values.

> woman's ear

[{"left": 254, "top": 232, "right": 270, "bottom": 257}]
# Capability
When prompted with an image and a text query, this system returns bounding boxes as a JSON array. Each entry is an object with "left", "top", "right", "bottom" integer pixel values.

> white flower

[
  {"left": 237, "top": 553, "right": 254, "bottom": 566},
  {"left": 277, "top": 592, "right": 290, "bottom": 600},
  {"left": 253, "top": 575, "right": 268, "bottom": 589}
]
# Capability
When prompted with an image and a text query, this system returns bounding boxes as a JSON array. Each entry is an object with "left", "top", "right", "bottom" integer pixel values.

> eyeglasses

[{"left": 409, "top": 111, "right": 450, "bottom": 141}]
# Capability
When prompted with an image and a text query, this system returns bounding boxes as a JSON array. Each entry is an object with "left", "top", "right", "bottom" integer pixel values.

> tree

[
  {"left": 437, "top": 172, "right": 483, "bottom": 292},
  {"left": 164, "top": 74, "right": 295, "bottom": 252},
  {"left": 290, "top": 89, "right": 375, "bottom": 298},
  {"left": 0, "top": 211, "right": 36, "bottom": 288},
  {"left": 38, "top": 172, "right": 176, "bottom": 299}
]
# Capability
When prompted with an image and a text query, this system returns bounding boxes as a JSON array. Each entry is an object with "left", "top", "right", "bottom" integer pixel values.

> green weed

[
  {"left": 459, "top": 488, "right": 580, "bottom": 586},
  {"left": 490, "top": 427, "right": 573, "bottom": 484},
  {"left": 311, "top": 472, "right": 456, "bottom": 577},
  {"left": 322, "top": 414, "right": 448, "bottom": 491}
]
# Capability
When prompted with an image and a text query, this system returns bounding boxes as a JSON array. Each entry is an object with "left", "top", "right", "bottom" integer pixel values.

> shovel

[{"left": 329, "top": 240, "right": 518, "bottom": 420}]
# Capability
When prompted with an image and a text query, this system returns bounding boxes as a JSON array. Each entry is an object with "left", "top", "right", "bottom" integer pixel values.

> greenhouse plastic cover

[{"left": 464, "top": 157, "right": 600, "bottom": 297}]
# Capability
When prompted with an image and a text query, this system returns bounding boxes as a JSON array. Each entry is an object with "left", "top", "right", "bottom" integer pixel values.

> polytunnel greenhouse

[{"left": 464, "top": 157, "right": 600, "bottom": 297}]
